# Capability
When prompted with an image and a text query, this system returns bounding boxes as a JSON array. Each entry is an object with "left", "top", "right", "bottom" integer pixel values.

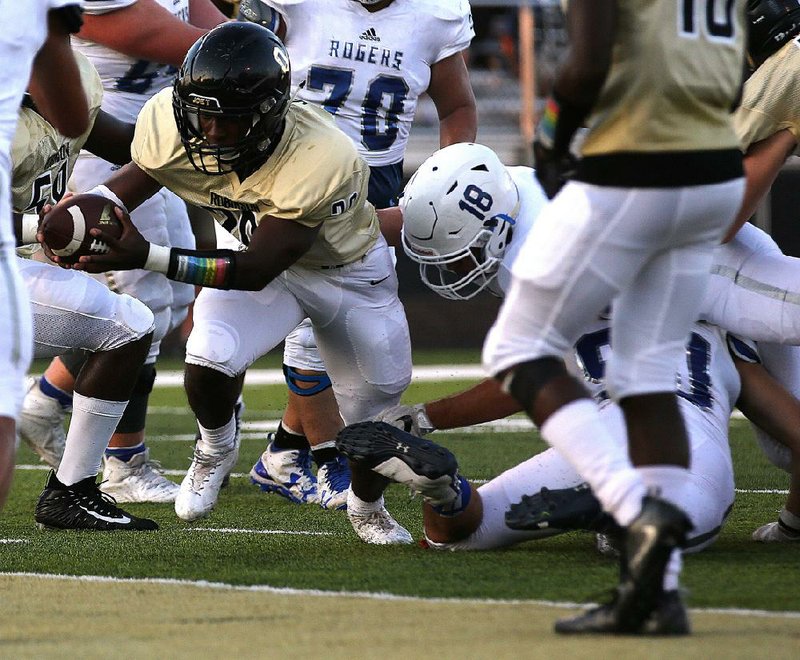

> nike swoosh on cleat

[
  {"left": 78, "top": 505, "right": 131, "bottom": 524},
  {"left": 369, "top": 276, "right": 390, "bottom": 286}
]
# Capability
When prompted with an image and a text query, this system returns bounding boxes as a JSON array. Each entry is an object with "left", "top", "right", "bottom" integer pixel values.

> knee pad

[
  {"left": 185, "top": 319, "right": 242, "bottom": 377},
  {"left": 115, "top": 363, "right": 156, "bottom": 434},
  {"left": 505, "top": 357, "right": 569, "bottom": 409},
  {"left": 283, "top": 363, "right": 332, "bottom": 396}
]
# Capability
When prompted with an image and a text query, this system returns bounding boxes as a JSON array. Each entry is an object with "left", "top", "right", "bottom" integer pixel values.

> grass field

[{"left": 2, "top": 353, "right": 799, "bottom": 657}]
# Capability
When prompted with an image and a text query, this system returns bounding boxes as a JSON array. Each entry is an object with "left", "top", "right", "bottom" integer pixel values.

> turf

[{"left": 2, "top": 368, "right": 798, "bottom": 615}]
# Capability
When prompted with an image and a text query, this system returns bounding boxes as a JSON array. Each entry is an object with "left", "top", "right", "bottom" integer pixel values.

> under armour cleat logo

[{"left": 396, "top": 442, "right": 409, "bottom": 453}]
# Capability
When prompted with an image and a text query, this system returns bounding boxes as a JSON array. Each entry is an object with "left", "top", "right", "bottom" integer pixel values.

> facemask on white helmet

[
  {"left": 401, "top": 143, "right": 520, "bottom": 301},
  {"left": 351, "top": 0, "right": 389, "bottom": 5}
]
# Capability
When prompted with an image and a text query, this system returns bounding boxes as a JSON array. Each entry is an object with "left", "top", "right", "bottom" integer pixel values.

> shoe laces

[
  {"left": 320, "top": 456, "right": 350, "bottom": 492},
  {"left": 187, "top": 447, "right": 227, "bottom": 490},
  {"left": 73, "top": 481, "right": 125, "bottom": 516},
  {"left": 353, "top": 508, "right": 396, "bottom": 533}
]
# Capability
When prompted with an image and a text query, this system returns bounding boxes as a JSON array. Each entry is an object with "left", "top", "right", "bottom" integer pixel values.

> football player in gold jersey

[
  {"left": 481, "top": 0, "right": 747, "bottom": 635},
  {"left": 50, "top": 22, "right": 413, "bottom": 526}
]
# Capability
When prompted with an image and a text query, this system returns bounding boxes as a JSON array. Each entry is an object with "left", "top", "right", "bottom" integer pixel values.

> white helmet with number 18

[{"left": 401, "top": 143, "right": 519, "bottom": 300}]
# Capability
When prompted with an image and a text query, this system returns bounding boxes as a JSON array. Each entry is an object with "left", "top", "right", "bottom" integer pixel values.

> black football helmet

[
  {"left": 172, "top": 22, "right": 291, "bottom": 175},
  {"left": 747, "top": 0, "right": 800, "bottom": 63}
]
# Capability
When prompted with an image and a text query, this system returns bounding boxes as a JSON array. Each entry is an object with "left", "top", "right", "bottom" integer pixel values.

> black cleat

[
  {"left": 555, "top": 495, "right": 692, "bottom": 635},
  {"left": 505, "top": 483, "right": 619, "bottom": 534},
  {"left": 336, "top": 421, "right": 459, "bottom": 504},
  {"left": 554, "top": 589, "right": 690, "bottom": 636},
  {"left": 35, "top": 470, "right": 159, "bottom": 531}
]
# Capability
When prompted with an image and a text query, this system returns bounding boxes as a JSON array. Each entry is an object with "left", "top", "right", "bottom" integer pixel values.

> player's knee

[
  {"left": 283, "top": 364, "right": 332, "bottom": 396},
  {"left": 185, "top": 320, "right": 242, "bottom": 377},
  {"left": 504, "top": 357, "right": 569, "bottom": 408}
]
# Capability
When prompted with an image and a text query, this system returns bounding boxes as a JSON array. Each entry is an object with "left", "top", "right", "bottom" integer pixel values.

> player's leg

[
  {"left": 250, "top": 319, "right": 342, "bottom": 506},
  {"left": 180, "top": 281, "right": 305, "bottom": 521},
  {"left": 483, "top": 183, "right": 705, "bottom": 633},
  {"left": 483, "top": 184, "right": 650, "bottom": 529},
  {"left": 0, "top": 190, "right": 33, "bottom": 510},
  {"left": 21, "top": 259, "right": 159, "bottom": 530},
  {"left": 704, "top": 223, "right": 800, "bottom": 343},
  {"left": 69, "top": 157, "right": 178, "bottom": 500},
  {"left": 304, "top": 237, "right": 412, "bottom": 541}
]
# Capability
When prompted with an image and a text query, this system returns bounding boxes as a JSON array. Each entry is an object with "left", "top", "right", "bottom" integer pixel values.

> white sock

[
  {"left": 197, "top": 414, "right": 236, "bottom": 453},
  {"left": 541, "top": 399, "right": 646, "bottom": 526},
  {"left": 663, "top": 548, "right": 682, "bottom": 591},
  {"left": 637, "top": 464, "right": 693, "bottom": 507},
  {"left": 56, "top": 392, "right": 128, "bottom": 486},
  {"left": 638, "top": 466, "right": 694, "bottom": 591},
  {"left": 346, "top": 488, "right": 384, "bottom": 515}
]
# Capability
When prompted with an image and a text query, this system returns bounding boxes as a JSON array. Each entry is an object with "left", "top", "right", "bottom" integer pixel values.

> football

[{"left": 40, "top": 193, "right": 124, "bottom": 263}]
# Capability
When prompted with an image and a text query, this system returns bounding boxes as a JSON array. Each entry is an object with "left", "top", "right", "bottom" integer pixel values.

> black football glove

[{"left": 533, "top": 140, "right": 577, "bottom": 200}]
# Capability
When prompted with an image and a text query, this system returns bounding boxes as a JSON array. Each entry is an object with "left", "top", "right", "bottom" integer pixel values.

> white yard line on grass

[
  {"left": 14, "top": 463, "right": 788, "bottom": 495},
  {"left": 185, "top": 527, "right": 335, "bottom": 536},
  {"left": 153, "top": 366, "right": 486, "bottom": 387},
  {"left": 2, "top": 572, "right": 799, "bottom": 619}
]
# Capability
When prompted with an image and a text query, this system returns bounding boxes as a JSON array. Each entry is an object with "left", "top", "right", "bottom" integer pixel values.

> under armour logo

[{"left": 396, "top": 442, "right": 409, "bottom": 454}]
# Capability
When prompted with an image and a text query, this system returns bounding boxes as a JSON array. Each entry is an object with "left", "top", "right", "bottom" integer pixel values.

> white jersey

[
  {"left": 575, "top": 318, "right": 741, "bottom": 440},
  {"left": 261, "top": 0, "right": 474, "bottom": 166},
  {"left": 494, "top": 166, "right": 548, "bottom": 295},
  {"left": 73, "top": 0, "right": 190, "bottom": 123}
]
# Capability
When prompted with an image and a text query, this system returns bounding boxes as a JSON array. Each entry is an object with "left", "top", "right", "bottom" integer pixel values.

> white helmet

[{"left": 401, "top": 143, "right": 519, "bottom": 300}]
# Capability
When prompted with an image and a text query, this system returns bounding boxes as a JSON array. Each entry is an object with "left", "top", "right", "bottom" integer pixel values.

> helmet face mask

[
  {"left": 401, "top": 143, "right": 519, "bottom": 301},
  {"left": 172, "top": 23, "right": 291, "bottom": 175}
]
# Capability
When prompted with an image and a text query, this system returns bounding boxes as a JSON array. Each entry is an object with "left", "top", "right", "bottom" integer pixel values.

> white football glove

[{"left": 374, "top": 403, "right": 435, "bottom": 436}]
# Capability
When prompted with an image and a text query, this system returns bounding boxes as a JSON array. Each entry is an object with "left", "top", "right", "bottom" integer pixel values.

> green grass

[{"left": 1, "top": 368, "right": 798, "bottom": 614}]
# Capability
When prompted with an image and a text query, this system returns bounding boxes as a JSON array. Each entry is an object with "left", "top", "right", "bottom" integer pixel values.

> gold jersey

[
  {"left": 132, "top": 89, "right": 380, "bottom": 268},
  {"left": 11, "top": 51, "right": 103, "bottom": 213},
  {"left": 734, "top": 37, "right": 800, "bottom": 153},
  {"left": 581, "top": 0, "right": 746, "bottom": 156}
]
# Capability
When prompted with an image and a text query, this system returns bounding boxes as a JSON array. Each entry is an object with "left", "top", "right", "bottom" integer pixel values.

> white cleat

[
  {"left": 101, "top": 449, "right": 180, "bottom": 503},
  {"left": 175, "top": 439, "right": 239, "bottom": 521},
  {"left": 17, "top": 377, "right": 67, "bottom": 469},
  {"left": 316, "top": 455, "right": 350, "bottom": 510},
  {"left": 752, "top": 520, "right": 800, "bottom": 542},
  {"left": 346, "top": 490, "right": 412, "bottom": 545}
]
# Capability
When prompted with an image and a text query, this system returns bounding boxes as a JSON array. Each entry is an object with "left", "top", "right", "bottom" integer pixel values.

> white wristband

[
  {"left": 84, "top": 185, "right": 129, "bottom": 214},
  {"left": 20, "top": 213, "right": 40, "bottom": 244},
  {"left": 144, "top": 243, "right": 171, "bottom": 273}
]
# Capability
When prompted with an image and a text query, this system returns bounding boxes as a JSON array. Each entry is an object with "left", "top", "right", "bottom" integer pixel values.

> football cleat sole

[{"left": 335, "top": 421, "right": 458, "bottom": 496}]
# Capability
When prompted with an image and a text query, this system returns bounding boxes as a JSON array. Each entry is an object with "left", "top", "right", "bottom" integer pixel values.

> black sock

[
  {"left": 271, "top": 422, "right": 310, "bottom": 451},
  {"left": 311, "top": 440, "right": 338, "bottom": 467}
]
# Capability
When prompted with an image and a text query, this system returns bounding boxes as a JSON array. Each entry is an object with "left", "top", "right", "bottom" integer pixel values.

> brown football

[{"left": 40, "top": 194, "right": 124, "bottom": 263}]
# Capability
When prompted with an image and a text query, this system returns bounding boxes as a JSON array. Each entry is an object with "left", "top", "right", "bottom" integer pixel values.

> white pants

[
  {"left": 70, "top": 153, "right": 195, "bottom": 362},
  {"left": 186, "top": 236, "right": 411, "bottom": 423},
  {"left": 704, "top": 222, "right": 800, "bottom": 344},
  {"left": 18, "top": 257, "right": 154, "bottom": 358},
  {"left": 0, "top": 163, "right": 32, "bottom": 418},
  {"left": 428, "top": 399, "right": 734, "bottom": 553},
  {"left": 483, "top": 180, "right": 744, "bottom": 399}
]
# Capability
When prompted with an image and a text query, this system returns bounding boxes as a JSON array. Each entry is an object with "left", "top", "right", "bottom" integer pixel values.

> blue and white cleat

[{"left": 250, "top": 437, "right": 318, "bottom": 505}]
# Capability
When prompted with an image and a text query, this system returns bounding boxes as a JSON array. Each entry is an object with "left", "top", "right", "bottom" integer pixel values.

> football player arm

[
  {"left": 82, "top": 110, "right": 136, "bottom": 166},
  {"left": 77, "top": 0, "right": 216, "bottom": 67},
  {"left": 28, "top": 10, "right": 89, "bottom": 139},
  {"left": 377, "top": 378, "right": 523, "bottom": 435},
  {"left": 733, "top": 357, "right": 800, "bottom": 520},
  {"left": 534, "top": 0, "right": 615, "bottom": 197},
  {"left": 722, "top": 129, "right": 798, "bottom": 243},
  {"left": 376, "top": 206, "right": 403, "bottom": 249},
  {"left": 427, "top": 52, "right": 478, "bottom": 147},
  {"left": 189, "top": 0, "right": 230, "bottom": 30}
]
